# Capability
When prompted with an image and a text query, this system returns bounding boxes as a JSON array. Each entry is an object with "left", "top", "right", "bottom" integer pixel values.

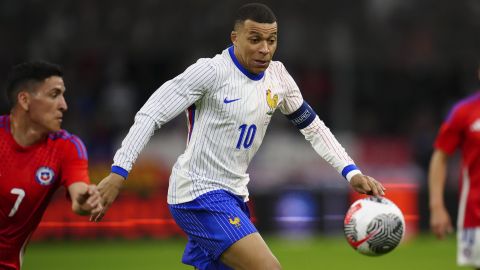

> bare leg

[{"left": 220, "top": 232, "right": 281, "bottom": 270}]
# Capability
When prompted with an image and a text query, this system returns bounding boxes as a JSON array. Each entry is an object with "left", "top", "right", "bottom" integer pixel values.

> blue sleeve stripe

[
  {"left": 286, "top": 101, "right": 317, "bottom": 129},
  {"left": 341, "top": 164, "right": 358, "bottom": 178},
  {"left": 112, "top": 166, "right": 129, "bottom": 179},
  {"left": 68, "top": 135, "right": 88, "bottom": 160}
]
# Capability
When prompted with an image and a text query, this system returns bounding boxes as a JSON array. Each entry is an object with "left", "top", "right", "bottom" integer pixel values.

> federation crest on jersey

[
  {"left": 35, "top": 166, "right": 55, "bottom": 186},
  {"left": 266, "top": 89, "right": 278, "bottom": 115},
  {"left": 471, "top": 118, "right": 480, "bottom": 132}
]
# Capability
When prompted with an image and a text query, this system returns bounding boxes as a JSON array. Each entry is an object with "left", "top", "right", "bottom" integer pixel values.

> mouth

[{"left": 253, "top": 60, "right": 270, "bottom": 68}]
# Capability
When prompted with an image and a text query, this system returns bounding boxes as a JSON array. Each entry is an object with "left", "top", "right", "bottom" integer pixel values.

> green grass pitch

[{"left": 23, "top": 234, "right": 470, "bottom": 270}]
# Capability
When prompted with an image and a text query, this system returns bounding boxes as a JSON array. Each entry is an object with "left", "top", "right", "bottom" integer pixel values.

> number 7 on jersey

[{"left": 9, "top": 188, "right": 25, "bottom": 217}]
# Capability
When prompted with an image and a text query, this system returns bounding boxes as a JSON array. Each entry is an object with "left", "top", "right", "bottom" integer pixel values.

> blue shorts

[{"left": 168, "top": 190, "right": 258, "bottom": 270}]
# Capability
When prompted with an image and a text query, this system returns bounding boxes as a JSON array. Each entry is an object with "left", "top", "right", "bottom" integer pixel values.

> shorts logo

[
  {"left": 229, "top": 217, "right": 241, "bottom": 228},
  {"left": 463, "top": 247, "right": 472, "bottom": 258},
  {"left": 35, "top": 166, "right": 55, "bottom": 186}
]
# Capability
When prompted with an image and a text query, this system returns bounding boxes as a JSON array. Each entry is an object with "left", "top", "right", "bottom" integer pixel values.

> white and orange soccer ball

[{"left": 344, "top": 196, "right": 405, "bottom": 256}]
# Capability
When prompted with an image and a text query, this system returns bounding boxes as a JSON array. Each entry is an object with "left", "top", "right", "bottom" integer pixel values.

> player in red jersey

[
  {"left": 429, "top": 67, "right": 480, "bottom": 269},
  {"left": 0, "top": 61, "right": 103, "bottom": 270}
]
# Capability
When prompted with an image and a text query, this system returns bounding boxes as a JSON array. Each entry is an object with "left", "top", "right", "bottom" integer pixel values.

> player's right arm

[
  {"left": 428, "top": 149, "right": 453, "bottom": 239},
  {"left": 92, "top": 59, "right": 217, "bottom": 221}
]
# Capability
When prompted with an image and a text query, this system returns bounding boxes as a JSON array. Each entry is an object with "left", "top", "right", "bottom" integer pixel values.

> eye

[
  {"left": 249, "top": 37, "right": 260, "bottom": 43},
  {"left": 268, "top": 37, "right": 277, "bottom": 45},
  {"left": 50, "top": 90, "right": 62, "bottom": 98}
]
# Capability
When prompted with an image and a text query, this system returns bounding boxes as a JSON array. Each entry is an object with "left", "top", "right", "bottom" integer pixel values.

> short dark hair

[
  {"left": 5, "top": 61, "right": 63, "bottom": 106},
  {"left": 234, "top": 3, "right": 277, "bottom": 29}
]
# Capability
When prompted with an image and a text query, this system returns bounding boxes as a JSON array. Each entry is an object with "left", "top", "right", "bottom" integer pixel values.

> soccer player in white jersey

[{"left": 92, "top": 3, "right": 386, "bottom": 270}]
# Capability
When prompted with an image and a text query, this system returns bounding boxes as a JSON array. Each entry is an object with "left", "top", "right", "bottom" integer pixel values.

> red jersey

[
  {"left": 434, "top": 92, "right": 480, "bottom": 228},
  {"left": 0, "top": 115, "right": 89, "bottom": 269}
]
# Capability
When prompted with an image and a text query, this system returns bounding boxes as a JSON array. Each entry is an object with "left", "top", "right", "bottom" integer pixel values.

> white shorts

[{"left": 458, "top": 227, "right": 480, "bottom": 267}]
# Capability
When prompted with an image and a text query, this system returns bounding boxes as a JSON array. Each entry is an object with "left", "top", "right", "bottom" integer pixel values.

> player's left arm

[
  {"left": 286, "top": 103, "right": 385, "bottom": 196},
  {"left": 277, "top": 64, "right": 385, "bottom": 196},
  {"left": 427, "top": 103, "right": 464, "bottom": 239}
]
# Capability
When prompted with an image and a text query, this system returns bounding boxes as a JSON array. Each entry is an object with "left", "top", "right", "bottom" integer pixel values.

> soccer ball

[{"left": 343, "top": 196, "right": 405, "bottom": 256}]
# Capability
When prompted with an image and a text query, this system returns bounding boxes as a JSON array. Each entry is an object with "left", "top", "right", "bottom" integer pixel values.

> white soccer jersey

[{"left": 112, "top": 46, "right": 360, "bottom": 204}]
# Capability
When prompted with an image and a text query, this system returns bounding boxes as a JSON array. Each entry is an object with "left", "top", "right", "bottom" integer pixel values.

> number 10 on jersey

[{"left": 236, "top": 124, "right": 257, "bottom": 149}]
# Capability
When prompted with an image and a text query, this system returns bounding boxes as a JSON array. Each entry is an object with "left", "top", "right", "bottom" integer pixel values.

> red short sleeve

[
  {"left": 434, "top": 103, "right": 466, "bottom": 154},
  {"left": 61, "top": 135, "right": 90, "bottom": 187}
]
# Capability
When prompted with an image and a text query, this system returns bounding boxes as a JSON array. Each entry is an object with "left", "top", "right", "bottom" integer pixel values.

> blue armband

[
  {"left": 111, "top": 165, "right": 129, "bottom": 179},
  {"left": 286, "top": 101, "right": 317, "bottom": 129}
]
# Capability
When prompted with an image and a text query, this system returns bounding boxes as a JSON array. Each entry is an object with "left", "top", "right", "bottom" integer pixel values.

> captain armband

[{"left": 285, "top": 101, "right": 317, "bottom": 129}]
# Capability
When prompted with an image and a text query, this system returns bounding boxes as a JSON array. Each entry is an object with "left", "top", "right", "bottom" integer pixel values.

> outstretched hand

[
  {"left": 349, "top": 174, "right": 386, "bottom": 196},
  {"left": 90, "top": 173, "right": 125, "bottom": 222}
]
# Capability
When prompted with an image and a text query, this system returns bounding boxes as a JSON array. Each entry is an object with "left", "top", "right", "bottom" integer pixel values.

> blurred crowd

[{"left": 1, "top": 0, "right": 479, "bottom": 166}]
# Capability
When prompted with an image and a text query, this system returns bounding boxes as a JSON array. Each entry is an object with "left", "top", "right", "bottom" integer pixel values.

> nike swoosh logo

[
  {"left": 224, "top": 97, "right": 241, "bottom": 104},
  {"left": 347, "top": 229, "right": 379, "bottom": 248}
]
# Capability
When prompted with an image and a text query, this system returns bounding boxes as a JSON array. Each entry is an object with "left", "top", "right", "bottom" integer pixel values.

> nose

[
  {"left": 59, "top": 96, "right": 68, "bottom": 111},
  {"left": 259, "top": 41, "right": 270, "bottom": 55}
]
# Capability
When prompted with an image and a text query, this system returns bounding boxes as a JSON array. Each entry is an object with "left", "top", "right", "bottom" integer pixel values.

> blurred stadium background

[{"left": 1, "top": 0, "right": 480, "bottom": 269}]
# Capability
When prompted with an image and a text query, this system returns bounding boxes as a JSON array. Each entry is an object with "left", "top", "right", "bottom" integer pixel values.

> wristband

[
  {"left": 111, "top": 165, "right": 128, "bottom": 179},
  {"left": 342, "top": 164, "right": 361, "bottom": 182}
]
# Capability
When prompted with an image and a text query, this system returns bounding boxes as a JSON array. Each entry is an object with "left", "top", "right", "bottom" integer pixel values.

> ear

[
  {"left": 17, "top": 91, "right": 30, "bottom": 111},
  {"left": 231, "top": 31, "right": 237, "bottom": 45}
]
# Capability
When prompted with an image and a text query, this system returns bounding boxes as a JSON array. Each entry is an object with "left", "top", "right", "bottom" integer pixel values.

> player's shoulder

[
  {"left": 211, "top": 48, "right": 232, "bottom": 70},
  {"left": 266, "top": 60, "right": 289, "bottom": 76},
  {"left": 49, "top": 130, "right": 88, "bottom": 159},
  {"left": 194, "top": 48, "right": 232, "bottom": 80},
  {"left": 266, "top": 60, "right": 295, "bottom": 84},
  {"left": 0, "top": 115, "right": 11, "bottom": 134},
  {"left": 48, "top": 129, "right": 84, "bottom": 145},
  {"left": 458, "top": 91, "right": 480, "bottom": 106},
  {"left": 268, "top": 60, "right": 286, "bottom": 70},
  {"left": 451, "top": 91, "right": 480, "bottom": 112},
  {"left": 194, "top": 49, "right": 228, "bottom": 66},
  {"left": 49, "top": 129, "right": 74, "bottom": 140},
  {"left": 445, "top": 91, "right": 480, "bottom": 122},
  {"left": 189, "top": 50, "right": 226, "bottom": 76}
]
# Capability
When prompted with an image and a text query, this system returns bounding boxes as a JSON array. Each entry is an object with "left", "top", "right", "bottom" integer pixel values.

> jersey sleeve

[
  {"left": 276, "top": 63, "right": 360, "bottom": 181},
  {"left": 112, "top": 58, "right": 217, "bottom": 174},
  {"left": 276, "top": 62, "right": 304, "bottom": 115},
  {"left": 434, "top": 103, "right": 467, "bottom": 154},
  {"left": 61, "top": 135, "right": 90, "bottom": 187}
]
